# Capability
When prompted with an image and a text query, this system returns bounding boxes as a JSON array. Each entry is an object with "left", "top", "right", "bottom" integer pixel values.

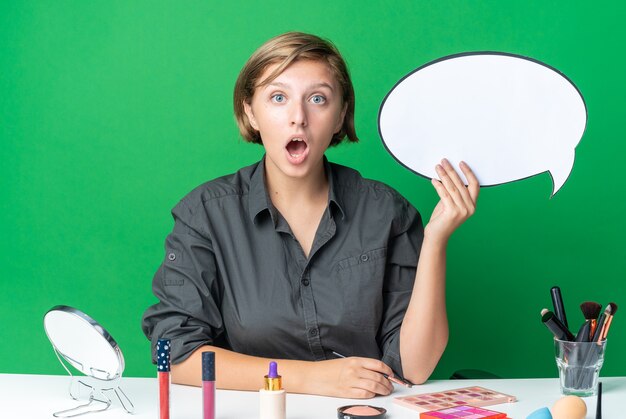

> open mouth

[{"left": 286, "top": 137, "right": 308, "bottom": 158}]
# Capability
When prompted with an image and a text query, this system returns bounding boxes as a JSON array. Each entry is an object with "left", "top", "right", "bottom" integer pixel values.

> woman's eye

[
  {"left": 311, "top": 95, "right": 326, "bottom": 104},
  {"left": 271, "top": 94, "right": 285, "bottom": 103}
]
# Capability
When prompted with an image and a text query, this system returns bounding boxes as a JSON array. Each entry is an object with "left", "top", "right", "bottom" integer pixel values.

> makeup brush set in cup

[{"left": 541, "top": 286, "right": 617, "bottom": 396}]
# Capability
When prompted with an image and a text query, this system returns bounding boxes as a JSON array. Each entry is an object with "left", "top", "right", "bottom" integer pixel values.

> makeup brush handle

[
  {"left": 592, "top": 314, "right": 607, "bottom": 343},
  {"left": 551, "top": 286, "right": 569, "bottom": 329},
  {"left": 575, "top": 321, "right": 591, "bottom": 342}
]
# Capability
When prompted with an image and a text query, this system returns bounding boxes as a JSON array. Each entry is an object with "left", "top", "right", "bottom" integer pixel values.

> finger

[
  {"left": 460, "top": 161, "right": 480, "bottom": 205},
  {"left": 431, "top": 177, "right": 454, "bottom": 207},
  {"left": 441, "top": 158, "right": 475, "bottom": 210},
  {"left": 357, "top": 368, "right": 394, "bottom": 393},
  {"left": 347, "top": 388, "right": 376, "bottom": 399},
  {"left": 435, "top": 163, "right": 466, "bottom": 210},
  {"left": 357, "top": 359, "right": 395, "bottom": 393},
  {"left": 359, "top": 358, "right": 394, "bottom": 377},
  {"left": 353, "top": 375, "right": 393, "bottom": 396}
]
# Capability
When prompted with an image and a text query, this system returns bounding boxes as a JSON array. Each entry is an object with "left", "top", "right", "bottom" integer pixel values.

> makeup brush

[
  {"left": 600, "top": 302, "right": 618, "bottom": 341},
  {"left": 592, "top": 303, "right": 617, "bottom": 343},
  {"left": 576, "top": 305, "right": 615, "bottom": 390},
  {"left": 575, "top": 302, "right": 602, "bottom": 342}
]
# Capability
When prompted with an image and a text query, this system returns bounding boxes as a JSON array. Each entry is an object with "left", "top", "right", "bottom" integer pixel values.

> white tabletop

[{"left": 1, "top": 373, "right": 623, "bottom": 418}]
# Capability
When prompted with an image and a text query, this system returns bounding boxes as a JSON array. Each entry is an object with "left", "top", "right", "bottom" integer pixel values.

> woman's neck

[{"left": 264, "top": 160, "right": 329, "bottom": 210}]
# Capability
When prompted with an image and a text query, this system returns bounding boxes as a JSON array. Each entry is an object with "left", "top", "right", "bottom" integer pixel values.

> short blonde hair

[{"left": 233, "top": 32, "right": 358, "bottom": 146}]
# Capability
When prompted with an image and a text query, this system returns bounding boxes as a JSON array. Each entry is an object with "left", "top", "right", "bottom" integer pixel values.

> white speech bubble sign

[{"left": 378, "top": 52, "right": 587, "bottom": 197}]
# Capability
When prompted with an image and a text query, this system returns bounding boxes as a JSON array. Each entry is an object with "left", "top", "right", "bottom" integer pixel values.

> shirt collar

[
  {"left": 248, "top": 155, "right": 346, "bottom": 224},
  {"left": 248, "top": 157, "right": 275, "bottom": 224},
  {"left": 325, "top": 156, "right": 346, "bottom": 220}
]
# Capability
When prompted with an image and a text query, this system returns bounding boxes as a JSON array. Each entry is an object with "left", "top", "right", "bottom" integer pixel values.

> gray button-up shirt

[{"left": 142, "top": 156, "right": 423, "bottom": 376}]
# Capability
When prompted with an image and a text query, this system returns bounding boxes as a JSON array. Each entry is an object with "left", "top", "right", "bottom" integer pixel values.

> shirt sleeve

[
  {"left": 141, "top": 199, "right": 224, "bottom": 364},
  {"left": 378, "top": 200, "right": 423, "bottom": 377}
]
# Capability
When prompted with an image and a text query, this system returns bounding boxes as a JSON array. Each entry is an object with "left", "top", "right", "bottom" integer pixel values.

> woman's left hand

[{"left": 425, "top": 159, "right": 479, "bottom": 245}]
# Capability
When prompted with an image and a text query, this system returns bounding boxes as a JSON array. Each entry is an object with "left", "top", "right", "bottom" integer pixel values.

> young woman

[{"left": 142, "top": 32, "right": 479, "bottom": 399}]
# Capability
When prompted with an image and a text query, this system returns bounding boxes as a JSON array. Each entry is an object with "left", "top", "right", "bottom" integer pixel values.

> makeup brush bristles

[
  {"left": 607, "top": 302, "right": 618, "bottom": 315},
  {"left": 593, "top": 302, "right": 619, "bottom": 342},
  {"left": 576, "top": 302, "right": 603, "bottom": 342},
  {"left": 600, "top": 302, "right": 618, "bottom": 340},
  {"left": 580, "top": 301, "right": 602, "bottom": 320}
]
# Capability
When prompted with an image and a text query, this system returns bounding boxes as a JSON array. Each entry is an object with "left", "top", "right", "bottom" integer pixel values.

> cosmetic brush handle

[
  {"left": 575, "top": 321, "right": 592, "bottom": 342},
  {"left": 576, "top": 315, "right": 607, "bottom": 389},
  {"left": 592, "top": 314, "right": 607, "bottom": 343},
  {"left": 551, "top": 286, "right": 569, "bottom": 329}
]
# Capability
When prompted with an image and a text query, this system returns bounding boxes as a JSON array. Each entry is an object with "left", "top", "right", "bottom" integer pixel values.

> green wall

[{"left": 2, "top": 1, "right": 624, "bottom": 380}]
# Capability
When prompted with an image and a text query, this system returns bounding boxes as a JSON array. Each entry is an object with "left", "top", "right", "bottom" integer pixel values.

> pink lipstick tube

[{"left": 202, "top": 351, "right": 215, "bottom": 419}]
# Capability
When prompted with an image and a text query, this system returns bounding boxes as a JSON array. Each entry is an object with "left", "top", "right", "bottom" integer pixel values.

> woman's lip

[
  {"left": 285, "top": 135, "right": 308, "bottom": 147},
  {"left": 284, "top": 144, "right": 310, "bottom": 165},
  {"left": 284, "top": 135, "right": 309, "bottom": 165}
]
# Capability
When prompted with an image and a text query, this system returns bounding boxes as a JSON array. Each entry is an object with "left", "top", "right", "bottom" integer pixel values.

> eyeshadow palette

[
  {"left": 394, "top": 386, "right": 516, "bottom": 413},
  {"left": 419, "top": 405, "right": 508, "bottom": 419}
]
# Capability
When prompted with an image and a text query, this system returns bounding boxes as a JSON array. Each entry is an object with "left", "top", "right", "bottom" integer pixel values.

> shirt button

[
  {"left": 301, "top": 279, "right": 310, "bottom": 286},
  {"left": 309, "top": 328, "right": 318, "bottom": 337},
  {"left": 167, "top": 252, "right": 176, "bottom": 261},
  {"left": 360, "top": 254, "right": 369, "bottom": 262}
]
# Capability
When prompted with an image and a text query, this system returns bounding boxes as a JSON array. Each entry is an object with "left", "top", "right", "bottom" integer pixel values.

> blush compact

[{"left": 337, "top": 404, "right": 387, "bottom": 419}]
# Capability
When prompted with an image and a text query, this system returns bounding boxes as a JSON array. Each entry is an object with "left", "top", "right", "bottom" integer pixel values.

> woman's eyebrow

[
  {"left": 267, "top": 81, "right": 289, "bottom": 89},
  {"left": 309, "top": 82, "right": 334, "bottom": 91},
  {"left": 267, "top": 81, "right": 335, "bottom": 91}
]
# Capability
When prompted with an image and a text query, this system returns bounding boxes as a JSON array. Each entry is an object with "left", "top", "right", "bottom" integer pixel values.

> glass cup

[{"left": 554, "top": 338, "right": 607, "bottom": 396}]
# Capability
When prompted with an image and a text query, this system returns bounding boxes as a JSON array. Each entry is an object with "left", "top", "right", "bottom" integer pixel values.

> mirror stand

[{"left": 51, "top": 344, "right": 135, "bottom": 417}]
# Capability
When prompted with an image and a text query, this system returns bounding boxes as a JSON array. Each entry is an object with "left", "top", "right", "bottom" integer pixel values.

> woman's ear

[{"left": 243, "top": 101, "right": 259, "bottom": 130}]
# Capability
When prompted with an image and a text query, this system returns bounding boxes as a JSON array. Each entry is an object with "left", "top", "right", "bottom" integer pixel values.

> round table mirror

[{"left": 43, "top": 305, "right": 134, "bottom": 417}]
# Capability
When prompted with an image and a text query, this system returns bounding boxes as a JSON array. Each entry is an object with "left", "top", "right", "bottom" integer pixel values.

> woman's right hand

[
  {"left": 172, "top": 345, "right": 395, "bottom": 398},
  {"left": 312, "top": 357, "right": 395, "bottom": 398}
]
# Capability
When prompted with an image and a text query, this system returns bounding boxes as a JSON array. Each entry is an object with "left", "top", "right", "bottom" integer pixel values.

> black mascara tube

[{"left": 542, "top": 310, "right": 575, "bottom": 341}]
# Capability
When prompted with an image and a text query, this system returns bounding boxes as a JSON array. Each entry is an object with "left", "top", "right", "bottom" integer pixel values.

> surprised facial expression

[{"left": 243, "top": 59, "right": 347, "bottom": 180}]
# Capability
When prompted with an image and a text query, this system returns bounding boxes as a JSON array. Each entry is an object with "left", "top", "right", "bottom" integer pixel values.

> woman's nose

[{"left": 290, "top": 101, "right": 307, "bottom": 127}]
